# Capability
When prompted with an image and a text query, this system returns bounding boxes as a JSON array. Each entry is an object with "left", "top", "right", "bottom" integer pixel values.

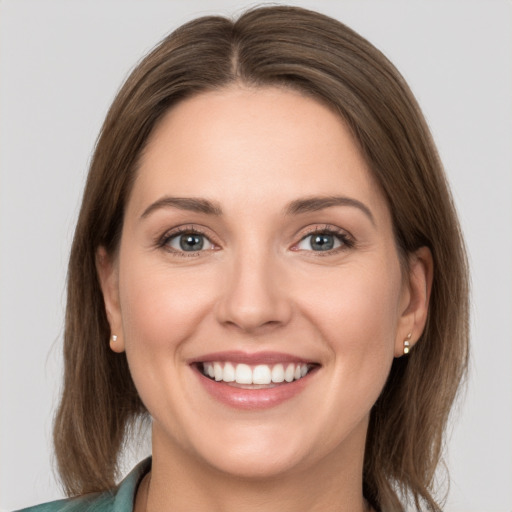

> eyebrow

[
  {"left": 285, "top": 196, "right": 375, "bottom": 225},
  {"left": 140, "top": 194, "right": 375, "bottom": 224},
  {"left": 140, "top": 196, "right": 223, "bottom": 219}
]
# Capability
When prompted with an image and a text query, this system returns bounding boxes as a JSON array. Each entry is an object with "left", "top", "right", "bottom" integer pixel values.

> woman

[{"left": 19, "top": 5, "right": 469, "bottom": 512}]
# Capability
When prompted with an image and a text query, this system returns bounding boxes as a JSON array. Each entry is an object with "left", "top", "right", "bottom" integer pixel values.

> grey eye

[
  {"left": 297, "top": 233, "right": 342, "bottom": 251},
  {"left": 168, "top": 233, "right": 213, "bottom": 252}
]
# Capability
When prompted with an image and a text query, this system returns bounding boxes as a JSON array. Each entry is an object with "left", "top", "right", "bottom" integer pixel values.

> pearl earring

[
  {"left": 403, "top": 332, "right": 412, "bottom": 354},
  {"left": 111, "top": 334, "right": 118, "bottom": 343}
]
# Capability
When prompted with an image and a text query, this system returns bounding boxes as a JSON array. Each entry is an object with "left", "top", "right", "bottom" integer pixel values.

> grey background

[{"left": 1, "top": 1, "right": 511, "bottom": 510}]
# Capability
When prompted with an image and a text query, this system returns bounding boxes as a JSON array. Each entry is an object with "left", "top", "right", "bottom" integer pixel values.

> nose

[{"left": 215, "top": 248, "right": 293, "bottom": 334}]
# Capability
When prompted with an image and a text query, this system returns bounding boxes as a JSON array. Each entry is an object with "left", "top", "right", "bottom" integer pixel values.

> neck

[{"left": 143, "top": 422, "right": 370, "bottom": 512}]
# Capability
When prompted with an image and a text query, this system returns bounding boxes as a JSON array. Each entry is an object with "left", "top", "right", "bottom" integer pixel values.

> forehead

[{"left": 131, "top": 85, "right": 389, "bottom": 222}]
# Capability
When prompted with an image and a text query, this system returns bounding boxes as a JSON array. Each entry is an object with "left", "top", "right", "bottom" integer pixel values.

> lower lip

[{"left": 193, "top": 367, "right": 314, "bottom": 410}]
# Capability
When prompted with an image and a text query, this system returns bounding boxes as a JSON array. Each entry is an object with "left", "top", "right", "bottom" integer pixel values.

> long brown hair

[{"left": 54, "top": 6, "right": 469, "bottom": 510}]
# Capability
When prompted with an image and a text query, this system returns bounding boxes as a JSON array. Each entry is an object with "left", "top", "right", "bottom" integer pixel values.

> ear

[
  {"left": 96, "top": 246, "right": 125, "bottom": 353},
  {"left": 394, "top": 246, "right": 433, "bottom": 357}
]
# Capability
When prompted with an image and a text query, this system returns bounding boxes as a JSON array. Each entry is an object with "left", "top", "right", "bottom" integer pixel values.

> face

[{"left": 99, "top": 86, "right": 426, "bottom": 480}]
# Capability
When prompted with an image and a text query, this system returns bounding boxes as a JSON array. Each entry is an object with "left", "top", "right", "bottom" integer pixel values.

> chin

[
  {"left": 202, "top": 444, "right": 307, "bottom": 480},
  {"left": 167, "top": 418, "right": 314, "bottom": 480}
]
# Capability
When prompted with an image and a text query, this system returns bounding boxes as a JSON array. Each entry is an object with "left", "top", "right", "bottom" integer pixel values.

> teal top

[{"left": 16, "top": 458, "right": 151, "bottom": 512}]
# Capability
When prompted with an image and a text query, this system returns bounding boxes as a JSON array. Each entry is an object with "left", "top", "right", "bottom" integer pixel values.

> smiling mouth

[{"left": 199, "top": 361, "right": 317, "bottom": 388}]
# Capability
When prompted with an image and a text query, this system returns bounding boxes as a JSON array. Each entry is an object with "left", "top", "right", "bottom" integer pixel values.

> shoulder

[
  {"left": 14, "top": 492, "right": 115, "bottom": 512},
  {"left": 15, "top": 458, "right": 151, "bottom": 512}
]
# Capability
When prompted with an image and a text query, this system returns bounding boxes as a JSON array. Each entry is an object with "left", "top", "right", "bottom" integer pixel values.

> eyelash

[
  {"left": 156, "top": 226, "right": 216, "bottom": 257},
  {"left": 156, "top": 224, "right": 355, "bottom": 257},
  {"left": 294, "top": 225, "right": 355, "bottom": 256}
]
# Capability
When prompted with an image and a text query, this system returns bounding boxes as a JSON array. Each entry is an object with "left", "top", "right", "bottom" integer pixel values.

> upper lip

[{"left": 187, "top": 350, "right": 318, "bottom": 365}]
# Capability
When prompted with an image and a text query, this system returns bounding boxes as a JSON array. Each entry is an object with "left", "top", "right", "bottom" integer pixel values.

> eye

[
  {"left": 165, "top": 231, "right": 214, "bottom": 252},
  {"left": 295, "top": 229, "right": 352, "bottom": 252}
]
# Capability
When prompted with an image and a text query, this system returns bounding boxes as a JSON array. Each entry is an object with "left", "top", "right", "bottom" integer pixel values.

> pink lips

[
  {"left": 189, "top": 350, "right": 311, "bottom": 365},
  {"left": 190, "top": 351, "right": 318, "bottom": 410}
]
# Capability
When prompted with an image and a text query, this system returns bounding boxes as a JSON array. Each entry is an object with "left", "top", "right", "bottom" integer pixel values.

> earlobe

[
  {"left": 95, "top": 246, "right": 125, "bottom": 353},
  {"left": 394, "top": 246, "right": 433, "bottom": 357},
  {"left": 109, "top": 333, "right": 124, "bottom": 353}
]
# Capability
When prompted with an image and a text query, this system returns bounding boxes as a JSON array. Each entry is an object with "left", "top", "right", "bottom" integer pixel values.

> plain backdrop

[{"left": 1, "top": 1, "right": 511, "bottom": 511}]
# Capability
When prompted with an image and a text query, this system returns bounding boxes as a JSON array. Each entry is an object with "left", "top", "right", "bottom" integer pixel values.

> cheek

[
  {"left": 116, "top": 255, "right": 220, "bottom": 425},
  {"left": 303, "top": 259, "right": 401, "bottom": 346},
  {"left": 118, "top": 259, "right": 217, "bottom": 351},
  {"left": 299, "top": 256, "right": 402, "bottom": 399}
]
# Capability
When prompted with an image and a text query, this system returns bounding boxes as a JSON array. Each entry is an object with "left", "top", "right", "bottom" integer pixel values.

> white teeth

[
  {"left": 223, "top": 362, "right": 235, "bottom": 382},
  {"left": 284, "top": 363, "right": 295, "bottom": 382},
  {"left": 235, "top": 363, "right": 252, "bottom": 384},
  {"left": 253, "top": 365, "right": 272, "bottom": 385},
  {"left": 202, "top": 361, "right": 312, "bottom": 385},
  {"left": 214, "top": 362, "right": 223, "bottom": 381},
  {"left": 271, "top": 364, "right": 285, "bottom": 383}
]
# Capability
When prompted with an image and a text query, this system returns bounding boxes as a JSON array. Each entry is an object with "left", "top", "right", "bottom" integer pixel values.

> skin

[{"left": 97, "top": 85, "right": 432, "bottom": 512}]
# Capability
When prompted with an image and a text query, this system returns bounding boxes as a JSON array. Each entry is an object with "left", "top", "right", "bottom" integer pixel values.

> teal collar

[{"left": 113, "top": 457, "right": 152, "bottom": 511}]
